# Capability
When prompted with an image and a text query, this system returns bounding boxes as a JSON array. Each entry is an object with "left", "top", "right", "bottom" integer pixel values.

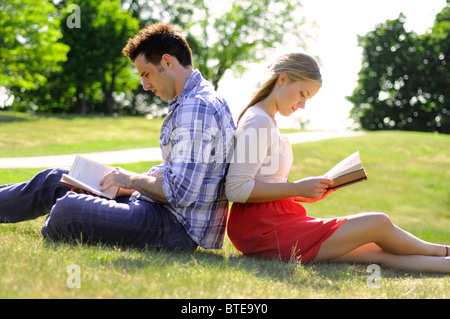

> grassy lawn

[
  {"left": 0, "top": 111, "right": 163, "bottom": 157},
  {"left": 0, "top": 112, "right": 449, "bottom": 299}
]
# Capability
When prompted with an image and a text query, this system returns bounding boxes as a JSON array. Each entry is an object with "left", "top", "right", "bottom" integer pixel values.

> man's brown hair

[{"left": 122, "top": 22, "right": 193, "bottom": 67}]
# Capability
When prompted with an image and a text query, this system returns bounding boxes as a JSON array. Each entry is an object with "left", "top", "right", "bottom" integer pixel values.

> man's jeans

[{"left": 0, "top": 168, "right": 197, "bottom": 252}]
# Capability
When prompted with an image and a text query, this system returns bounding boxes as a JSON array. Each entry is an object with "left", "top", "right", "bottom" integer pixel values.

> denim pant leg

[
  {"left": 42, "top": 193, "right": 198, "bottom": 252},
  {"left": 0, "top": 168, "right": 71, "bottom": 223}
]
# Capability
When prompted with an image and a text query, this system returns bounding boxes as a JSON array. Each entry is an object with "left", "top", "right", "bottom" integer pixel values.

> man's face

[{"left": 134, "top": 53, "right": 176, "bottom": 101}]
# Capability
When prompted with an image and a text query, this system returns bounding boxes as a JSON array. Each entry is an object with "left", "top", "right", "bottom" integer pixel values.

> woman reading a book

[{"left": 225, "top": 52, "right": 449, "bottom": 273}]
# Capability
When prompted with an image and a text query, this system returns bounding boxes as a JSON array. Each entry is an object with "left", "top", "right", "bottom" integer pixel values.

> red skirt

[{"left": 227, "top": 198, "right": 346, "bottom": 263}]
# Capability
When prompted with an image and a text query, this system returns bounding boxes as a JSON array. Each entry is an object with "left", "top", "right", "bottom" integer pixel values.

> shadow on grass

[
  {"left": 0, "top": 114, "right": 33, "bottom": 123},
  {"left": 6, "top": 216, "right": 444, "bottom": 286},
  {"left": 42, "top": 235, "right": 444, "bottom": 288},
  {"left": 41, "top": 237, "right": 302, "bottom": 284}
]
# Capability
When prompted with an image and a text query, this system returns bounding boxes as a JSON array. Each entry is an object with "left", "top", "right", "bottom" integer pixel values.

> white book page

[
  {"left": 325, "top": 151, "right": 363, "bottom": 179},
  {"left": 67, "top": 155, "right": 118, "bottom": 198}
]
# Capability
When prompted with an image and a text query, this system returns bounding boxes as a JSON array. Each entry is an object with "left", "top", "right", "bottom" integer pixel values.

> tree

[
  {"left": 0, "top": 0, "right": 69, "bottom": 109},
  {"left": 187, "top": 0, "right": 306, "bottom": 89},
  {"left": 121, "top": 0, "right": 307, "bottom": 90},
  {"left": 60, "top": 0, "right": 140, "bottom": 114},
  {"left": 348, "top": 5, "right": 449, "bottom": 133},
  {"left": 3, "top": 0, "right": 308, "bottom": 115},
  {"left": 118, "top": 0, "right": 308, "bottom": 116},
  {"left": 420, "top": 4, "right": 450, "bottom": 131}
]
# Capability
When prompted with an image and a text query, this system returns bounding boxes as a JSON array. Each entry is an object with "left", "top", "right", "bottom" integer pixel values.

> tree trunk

[
  {"left": 103, "top": 71, "right": 116, "bottom": 115},
  {"left": 75, "top": 84, "right": 87, "bottom": 115}
]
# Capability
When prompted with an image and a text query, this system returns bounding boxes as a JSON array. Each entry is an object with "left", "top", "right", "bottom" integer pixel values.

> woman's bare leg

[
  {"left": 327, "top": 243, "right": 450, "bottom": 273},
  {"left": 315, "top": 212, "right": 450, "bottom": 273}
]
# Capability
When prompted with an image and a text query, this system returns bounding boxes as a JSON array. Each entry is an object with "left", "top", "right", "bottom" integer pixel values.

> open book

[
  {"left": 60, "top": 155, "right": 120, "bottom": 199},
  {"left": 324, "top": 151, "right": 368, "bottom": 190}
]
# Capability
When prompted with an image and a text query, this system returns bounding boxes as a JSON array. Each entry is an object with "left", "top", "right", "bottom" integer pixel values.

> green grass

[
  {"left": 290, "top": 131, "right": 450, "bottom": 245},
  {"left": 0, "top": 112, "right": 449, "bottom": 298},
  {"left": 0, "top": 111, "right": 163, "bottom": 157}
]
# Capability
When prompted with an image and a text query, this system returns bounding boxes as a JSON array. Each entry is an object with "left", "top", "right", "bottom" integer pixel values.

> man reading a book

[{"left": 0, "top": 23, "right": 236, "bottom": 252}]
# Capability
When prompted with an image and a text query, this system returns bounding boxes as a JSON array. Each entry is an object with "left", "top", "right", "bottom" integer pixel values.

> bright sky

[{"left": 218, "top": 0, "right": 447, "bottom": 130}]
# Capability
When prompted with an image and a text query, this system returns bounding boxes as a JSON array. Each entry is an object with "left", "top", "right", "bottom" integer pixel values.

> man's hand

[
  {"left": 100, "top": 167, "right": 168, "bottom": 204},
  {"left": 100, "top": 167, "right": 135, "bottom": 192}
]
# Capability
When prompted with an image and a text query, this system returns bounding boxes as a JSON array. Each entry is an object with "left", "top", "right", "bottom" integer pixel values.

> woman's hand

[
  {"left": 293, "top": 188, "right": 336, "bottom": 203},
  {"left": 293, "top": 176, "right": 334, "bottom": 200},
  {"left": 241, "top": 176, "right": 335, "bottom": 204}
]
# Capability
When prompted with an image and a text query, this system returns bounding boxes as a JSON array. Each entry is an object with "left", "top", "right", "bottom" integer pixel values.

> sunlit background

[
  {"left": 0, "top": 0, "right": 447, "bottom": 131},
  {"left": 218, "top": 0, "right": 447, "bottom": 130}
]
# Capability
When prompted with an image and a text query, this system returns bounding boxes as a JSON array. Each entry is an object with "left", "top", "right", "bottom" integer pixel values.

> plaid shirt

[{"left": 138, "top": 70, "right": 236, "bottom": 249}]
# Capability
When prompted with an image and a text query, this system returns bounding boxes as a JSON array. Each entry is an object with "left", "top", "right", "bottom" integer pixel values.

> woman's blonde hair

[{"left": 237, "top": 52, "right": 322, "bottom": 123}]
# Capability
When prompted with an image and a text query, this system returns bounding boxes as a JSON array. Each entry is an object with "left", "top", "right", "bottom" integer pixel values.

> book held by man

[
  {"left": 60, "top": 155, "right": 120, "bottom": 199},
  {"left": 324, "top": 151, "right": 368, "bottom": 190}
]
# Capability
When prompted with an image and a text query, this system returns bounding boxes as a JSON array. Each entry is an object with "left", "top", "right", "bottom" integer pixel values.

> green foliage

[
  {"left": 3, "top": 0, "right": 140, "bottom": 115},
  {"left": 2, "top": 0, "right": 307, "bottom": 114},
  {"left": 0, "top": 0, "right": 69, "bottom": 91},
  {"left": 186, "top": 0, "right": 306, "bottom": 89},
  {"left": 348, "top": 6, "right": 450, "bottom": 133},
  {"left": 59, "top": 0, "right": 140, "bottom": 115}
]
